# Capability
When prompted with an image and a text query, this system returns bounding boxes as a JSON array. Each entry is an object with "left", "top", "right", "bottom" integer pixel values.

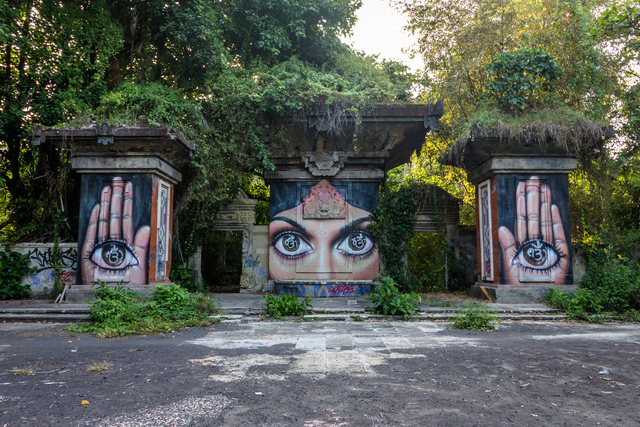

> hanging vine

[{"left": 368, "top": 184, "right": 418, "bottom": 292}]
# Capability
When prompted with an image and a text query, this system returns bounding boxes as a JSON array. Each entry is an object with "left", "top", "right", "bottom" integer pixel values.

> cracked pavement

[{"left": 1, "top": 320, "right": 639, "bottom": 426}]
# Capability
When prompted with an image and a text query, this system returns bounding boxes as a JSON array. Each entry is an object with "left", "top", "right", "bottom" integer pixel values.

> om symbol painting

[{"left": 268, "top": 180, "right": 379, "bottom": 280}]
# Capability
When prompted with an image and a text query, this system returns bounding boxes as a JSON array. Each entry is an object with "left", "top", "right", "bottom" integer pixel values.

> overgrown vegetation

[
  {"left": 543, "top": 237, "right": 640, "bottom": 322},
  {"left": 368, "top": 276, "right": 421, "bottom": 319},
  {"left": 395, "top": 0, "right": 639, "bottom": 309},
  {"left": 0, "top": 0, "right": 414, "bottom": 262},
  {"left": 263, "top": 294, "right": 313, "bottom": 319},
  {"left": 450, "top": 303, "right": 501, "bottom": 331},
  {"left": 0, "top": 246, "right": 35, "bottom": 300},
  {"left": 68, "top": 282, "right": 219, "bottom": 338},
  {"left": 370, "top": 181, "right": 470, "bottom": 292}
]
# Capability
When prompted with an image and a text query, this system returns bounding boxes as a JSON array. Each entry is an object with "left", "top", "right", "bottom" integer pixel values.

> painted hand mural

[
  {"left": 497, "top": 176, "right": 569, "bottom": 284},
  {"left": 81, "top": 177, "right": 150, "bottom": 285},
  {"left": 269, "top": 180, "right": 379, "bottom": 280}
]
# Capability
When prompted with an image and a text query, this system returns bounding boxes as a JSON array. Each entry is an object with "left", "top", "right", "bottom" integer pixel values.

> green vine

[
  {"left": 368, "top": 184, "right": 418, "bottom": 292},
  {"left": 51, "top": 210, "right": 66, "bottom": 297}
]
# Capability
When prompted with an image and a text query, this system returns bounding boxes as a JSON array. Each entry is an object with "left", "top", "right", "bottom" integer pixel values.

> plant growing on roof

[{"left": 484, "top": 48, "right": 563, "bottom": 110}]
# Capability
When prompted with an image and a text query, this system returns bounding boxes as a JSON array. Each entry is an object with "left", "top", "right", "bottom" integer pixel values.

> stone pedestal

[{"left": 36, "top": 125, "right": 194, "bottom": 288}]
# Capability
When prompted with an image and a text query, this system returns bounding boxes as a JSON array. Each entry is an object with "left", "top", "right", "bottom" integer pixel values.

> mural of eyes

[
  {"left": 88, "top": 240, "right": 140, "bottom": 272},
  {"left": 511, "top": 239, "right": 562, "bottom": 273},
  {"left": 337, "top": 231, "right": 375, "bottom": 258},
  {"left": 273, "top": 232, "right": 313, "bottom": 259}
]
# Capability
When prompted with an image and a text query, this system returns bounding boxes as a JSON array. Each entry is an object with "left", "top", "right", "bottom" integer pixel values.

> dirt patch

[{"left": 422, "top": 292, "right": 475, "bottom": 302}]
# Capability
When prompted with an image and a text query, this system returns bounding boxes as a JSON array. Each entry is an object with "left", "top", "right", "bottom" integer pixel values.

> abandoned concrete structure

[
  {"left": 443, "top": 125, "right": 613, "bottom": 302},
  {"left": 34, "top": 125, "right": 194, "bottom": 301}
]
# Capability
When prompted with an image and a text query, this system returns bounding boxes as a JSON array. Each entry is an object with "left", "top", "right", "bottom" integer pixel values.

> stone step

[
  {"left": 0, "top": 314, "right": 91, "bottom": 323},
  {"left": 0, "top": 307, "right": 90, "bottom": 314}
]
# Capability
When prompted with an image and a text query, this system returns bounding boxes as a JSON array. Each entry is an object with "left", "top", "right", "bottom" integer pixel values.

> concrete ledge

[
  {"left": 66, "top": 284, "right": 173, "bottom": 303},
  {"left": 0, "top": 314, "right": 90, "bottom": 323},
  {"left": 472, "top": 283, "right": 577, "bottom": 303}
]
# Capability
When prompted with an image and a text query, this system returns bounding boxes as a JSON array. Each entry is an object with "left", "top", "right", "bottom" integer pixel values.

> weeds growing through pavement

[
  {"left": 86, "top": 361, "right": 112, "bottom": 372},
  {"left": 450, "top": 302, "right": 500, "bottom": 331},
  {"left": 11, "top": 365, "right": 34, "bottom": 375}
]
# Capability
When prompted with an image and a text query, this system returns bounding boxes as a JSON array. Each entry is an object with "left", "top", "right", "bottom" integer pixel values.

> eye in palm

[
  {"left": 81, "top": 177, "right": 150, "bottom": 285},
  {"left": 497, "top": 176, "right": 569, "bottom": 284}
]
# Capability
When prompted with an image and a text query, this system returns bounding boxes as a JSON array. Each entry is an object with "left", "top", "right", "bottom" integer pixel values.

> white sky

[{"left": 341, "top": 0, "right": 423, "bottom": 72}]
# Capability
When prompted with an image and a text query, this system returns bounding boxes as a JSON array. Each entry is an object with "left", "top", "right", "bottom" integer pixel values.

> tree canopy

[{"left": 0, "top": 0, "right": 413, "bottom": 253}]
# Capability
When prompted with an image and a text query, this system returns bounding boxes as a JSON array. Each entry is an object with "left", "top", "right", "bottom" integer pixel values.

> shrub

[
  {"left": 169, "top": 261, "right": 207, "bottom": 293},
  {"left": 0, "top": 245, "right": 35, "bottom": 300},
  {"left": 368, "top": 275, "right": 421, "bottom": 319},
  {"left": 69, "top": 281, "right": 219, "bottom": 337},
  {"left": 450, "top": 302, "right": 500, "bottom": 331},
  {"left": 263, "top": 294, "right": 312, "bottom": 319},
  {"left": 485, "top": 48, "right": 562, "bottom": 110},
  {"left": 542, "top": 286, "right": 570, "bottom": 310},
  {"left": 542, "top": 243, "right": 640, "bottom": 322}
]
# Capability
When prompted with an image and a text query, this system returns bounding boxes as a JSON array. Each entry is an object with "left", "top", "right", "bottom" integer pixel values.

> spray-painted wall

[
  {"left": 268, "top": 180, "right": 379, "bottom": 281},
  {"left": 77, "top": 174, "right": 152, "bottom": 285},
  {"left": 495, "top": 174, "right": 573, "bottom": 285},
  {"left": 2, "top": 243, "right": 77, "bottom": 297}
]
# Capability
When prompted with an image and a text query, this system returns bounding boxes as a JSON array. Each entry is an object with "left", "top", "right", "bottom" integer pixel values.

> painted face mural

[
  {"left": 497, "top": 175, "right": 572, "bottom": 285},
  {"left": 269, "top": 180, "right": 379, "bottom": 280},
  {"left": 78, "top": 176, "right": 151, "bottom": 285}
]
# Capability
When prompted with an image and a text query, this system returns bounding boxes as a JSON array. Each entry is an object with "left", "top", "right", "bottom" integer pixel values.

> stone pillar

[
  {"left": 264, "top": 103, "right": 443, "bottom": 297},
  {"left": 36, "top": 125, "right": 194, "bottom": 287},
  {"left": 466, "top": 156, "right": 578, "bottom": 301}
]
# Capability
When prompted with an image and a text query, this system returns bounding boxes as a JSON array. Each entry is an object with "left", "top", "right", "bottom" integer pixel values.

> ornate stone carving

[
  {"left": 302, "top": 151, "right": 347, "bottom": 177},
  {"left": 303, "top": 180, "right": 346, "bottom": 219}
]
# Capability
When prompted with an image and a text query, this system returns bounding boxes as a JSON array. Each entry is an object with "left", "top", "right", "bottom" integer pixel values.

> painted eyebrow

[
  {"left": 339, "top": 216, "right": 372, "bottom": 235},
  {"left": 270, "top": 216, "right": 311, "bottom": 239},
  {"left": 332, "top": 216, "right": 374, "bottom": 246}
]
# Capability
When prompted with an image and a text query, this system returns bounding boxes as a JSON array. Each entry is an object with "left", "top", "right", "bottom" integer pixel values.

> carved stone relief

[
  {"left": 302, "top": 180, "right": 346, "bottom": 219},
  {"left": 302, "top": 151, "right": 348, "bottom": 177}
]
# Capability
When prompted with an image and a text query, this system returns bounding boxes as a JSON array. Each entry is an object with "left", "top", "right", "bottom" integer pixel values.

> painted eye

[
  {"left": 337, "top": 231, "right": 374, "bottom": 257},
  {"left": 273, "top": 233, "right": 313, "bottom": 258},
  {"left": 512, "top": 240, "right": 560, "bottom": 272},
  {"left": 89, "top": 241, "right": 139, "bottom": 271}
]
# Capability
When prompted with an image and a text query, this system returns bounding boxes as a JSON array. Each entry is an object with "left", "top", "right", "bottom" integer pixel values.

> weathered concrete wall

[
  {"left": 246, "top": 226, "right": 269, "bottom": 291},
  {"left": 3, "top": 243, "right": 77, "bottom": 298}
]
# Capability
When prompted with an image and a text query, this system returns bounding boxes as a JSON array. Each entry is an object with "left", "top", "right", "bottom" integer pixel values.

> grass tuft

[
  {"left": 11, "top": 366, "right": 34, "bottom": 375},
  {"left": 86, "top": 361, "right": 112, "bottom": 372},
  {"left": 450, "top": 302, "right": 501, "bottom": 331}
]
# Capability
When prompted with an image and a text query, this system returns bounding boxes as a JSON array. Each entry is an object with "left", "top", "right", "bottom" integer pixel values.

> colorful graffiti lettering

[
  {"left": 329, "top": 284, "right": 354, "bottom": 296},
  {"left": 276, "top": 283, "right": 371, "bottom": 297},
  {"left": 314, "top": 284, "right": 370, "bottom": 297},
  {"left": 255, "top": 267, "right": 267, "bottom": 278},
  {"left": 22, "top": 247, "right": 78, "bottom": 291},
  {"left": 60, "top": 270, "right": 77, "bottom": 286}
]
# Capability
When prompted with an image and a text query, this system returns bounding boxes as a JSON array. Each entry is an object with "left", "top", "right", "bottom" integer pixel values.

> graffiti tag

[
  {"left": 255, "top": 267, "right": 267, "bottom": 278},
  {"left": 27, "top": 247, "right": 77, "bottom": 273},
  {"left": 328, "top": 284, "right": 355, "bottom": 296},
  {"left": 244, "top": 254, "right": 260, "bottom": 268}
]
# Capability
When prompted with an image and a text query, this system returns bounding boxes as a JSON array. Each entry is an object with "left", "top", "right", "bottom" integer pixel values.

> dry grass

[
  {"left": 11, "top": 365, "right": 34, "bottom": 375},
  {"left": 86, "top": 361, "right": 112, "bottom": 372}
]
